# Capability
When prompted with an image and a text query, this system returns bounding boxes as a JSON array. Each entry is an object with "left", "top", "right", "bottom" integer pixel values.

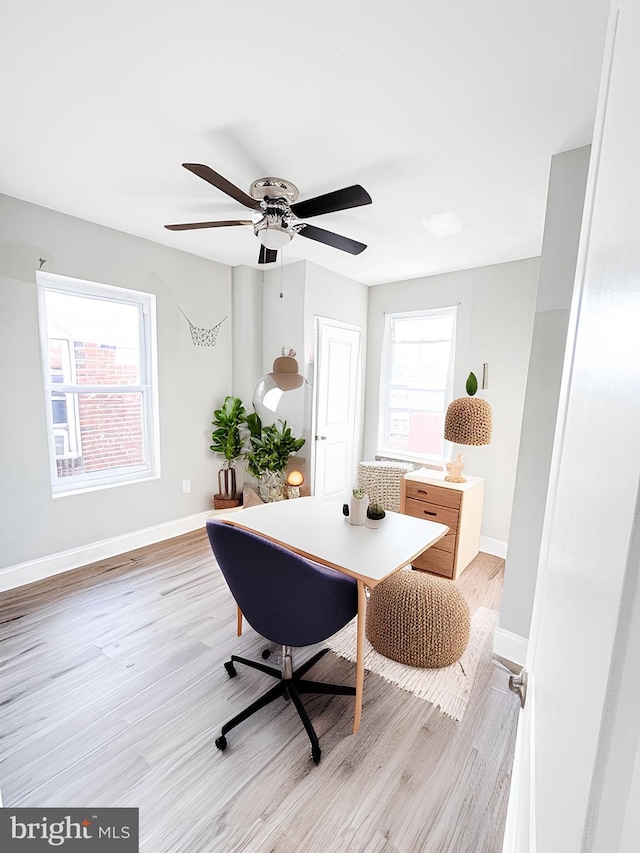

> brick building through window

[{"left": 37, "top": 271, "right": 158, "bottom": 494}]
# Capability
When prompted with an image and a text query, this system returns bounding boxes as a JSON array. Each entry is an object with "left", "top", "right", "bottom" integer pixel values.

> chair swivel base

[{"left": 215, "top": 647, "right": 355, "bottom": 765}]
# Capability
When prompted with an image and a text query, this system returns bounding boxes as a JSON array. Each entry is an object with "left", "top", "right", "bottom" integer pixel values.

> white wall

[
  {"left": 261, "top": 261, "right": 308, "bottom": 451},
  {"left": 231, "top": 264, "right": 263, "bottom": 406},
  {"left": 303, "top": 261, "right": 369, "bottom": 482},
  {"left": 364, "top": 258, "right": 539, "bottom": 546},
  {"left": 0, "top": 194, "right": 232, "bottom": 572},
  {"left": 261, "top": 260, "right": 369, "bottom": 490},
  {"left": 262, "top": 261, "right": 306, "bottom": 382},
  {"left": 499, "top": 146, "right": 590, "bottom": 646}
]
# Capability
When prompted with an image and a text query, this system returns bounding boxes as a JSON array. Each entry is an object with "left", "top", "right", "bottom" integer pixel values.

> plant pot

[
  {"left": 366, "top": 517, "right": 384, "bottom": 529},
  {"left": 349, "top": 494, "right": 369, "bottom": 526},
  {"left": 218, "top": 466, "right": 236, "bottom": 500},
  {"left": 258, "top": 471, "right": 286, "bottom": 503}
]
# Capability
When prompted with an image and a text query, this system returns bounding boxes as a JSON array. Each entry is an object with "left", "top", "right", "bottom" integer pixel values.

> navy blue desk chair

[{"left": 206, "top": 519, "right": 358, "bottom": 765}]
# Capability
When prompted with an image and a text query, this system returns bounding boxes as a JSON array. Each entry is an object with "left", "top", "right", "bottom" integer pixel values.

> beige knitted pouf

[{"left": 366, "top": 570, "right": 471, "bottom": 668}]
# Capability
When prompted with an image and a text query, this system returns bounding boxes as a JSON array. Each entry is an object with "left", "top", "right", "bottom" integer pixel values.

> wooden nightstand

[{"left": 400, "top": 470, "right": 484, "bottom": 580}]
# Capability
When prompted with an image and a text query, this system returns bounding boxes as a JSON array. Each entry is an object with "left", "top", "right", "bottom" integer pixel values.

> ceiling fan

[{"left": 165, "top": 163, "right": 372, "bottom": 265}]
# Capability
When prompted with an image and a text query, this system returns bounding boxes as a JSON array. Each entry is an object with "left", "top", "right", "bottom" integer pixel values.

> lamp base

[{"left": 444, "top": 453, "right": 466, "bottom": 483}]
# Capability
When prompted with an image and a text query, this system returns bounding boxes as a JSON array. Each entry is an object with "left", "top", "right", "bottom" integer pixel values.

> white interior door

[
  {"left": 503, "top": 3, "right": 640, "bottom": 850},
  {"left": 312, "top": 318, "right": 361, "bottom": 500}
]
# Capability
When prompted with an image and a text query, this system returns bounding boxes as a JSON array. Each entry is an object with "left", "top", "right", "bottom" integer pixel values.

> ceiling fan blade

[
  {"left": 165, "top": 220, "right": 252, "bottom": 231},
  {"left": 290, "top": 184, "right": 372, "bottom": 219},
  {"left": 297, "top": 223, "right": 367, "bottom": 255},
  {"left": 258, "top": 246, "right": 278, "bottom": 264},
  {"left": 182, "top": 163, "right": 262, "bottom": 210}
]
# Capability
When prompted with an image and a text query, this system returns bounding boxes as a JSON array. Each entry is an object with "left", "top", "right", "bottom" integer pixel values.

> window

[
  {"left": 37, "top": 271, "right": 159, "bottom": 495},
  {"left": 378, "top": 307, "right": 457, "bottom": 465}
]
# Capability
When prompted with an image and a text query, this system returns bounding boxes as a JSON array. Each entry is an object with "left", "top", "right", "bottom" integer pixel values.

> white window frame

[
  {"left": 37, "top": 271, "right": 160, "bottom": 496},
  {"left": 49, "top": 336, "right": 82, "bottom": 460},
  {"left": 378, "top": 306, "right": 457, "bottom": 466}
]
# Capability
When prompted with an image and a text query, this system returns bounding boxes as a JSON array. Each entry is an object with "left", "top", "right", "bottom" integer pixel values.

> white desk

[{"left": 216, "top": 496, "right": 448, "bottom": 734}]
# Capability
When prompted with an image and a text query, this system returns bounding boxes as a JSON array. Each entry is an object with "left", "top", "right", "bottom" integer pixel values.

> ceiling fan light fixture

[{"left": 254, "top": 219, "right": 292, "bottom": 250}]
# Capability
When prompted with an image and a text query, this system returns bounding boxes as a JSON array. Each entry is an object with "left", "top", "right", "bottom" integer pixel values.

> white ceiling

[{"left": 0, "top": 2, "right": 610, "bottom": 286}]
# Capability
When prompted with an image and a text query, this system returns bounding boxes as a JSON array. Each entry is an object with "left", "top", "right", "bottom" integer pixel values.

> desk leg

[
  {"left": 353, "top": 580, "right": 367, "bottom": 735},
  {"left": 237, "top": 607, "right": 243, "bottom": 637}
]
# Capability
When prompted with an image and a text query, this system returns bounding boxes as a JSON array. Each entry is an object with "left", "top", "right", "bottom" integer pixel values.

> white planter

[{"left": 349, "top": 494, "right": 369, "bottom": 526}]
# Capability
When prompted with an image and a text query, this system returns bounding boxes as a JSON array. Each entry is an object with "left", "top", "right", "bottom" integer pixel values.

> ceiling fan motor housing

[
  {"left": 254, "top": 195, "right": 296, "bottom": 248},
  {"left": 249, "top": 177, "right": 299, "bottom": 203}
]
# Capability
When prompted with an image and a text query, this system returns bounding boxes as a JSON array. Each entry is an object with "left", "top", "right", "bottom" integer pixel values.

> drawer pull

[
  {"left": 417, "top": 489, "right": 429, "bottom": 494},
  {"left": 423, "top": 510, "right": 437, "bottom": 517}
]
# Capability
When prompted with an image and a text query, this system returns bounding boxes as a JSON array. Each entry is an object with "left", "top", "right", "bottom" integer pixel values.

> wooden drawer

[
  {"left": 412, "top": 548, "right": 455, "bottom": 579},
  {"left": 405, "top": 482, "right": 462, "bottom": 510},
  {"left": 405, "top": 497, "right": 459, "bottom": 530},
  {"left": 426, "top": 526, "right": 456, "bottom": 553}
]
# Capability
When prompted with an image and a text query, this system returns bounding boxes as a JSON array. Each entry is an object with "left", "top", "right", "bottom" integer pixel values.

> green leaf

[
  {"left": 244, "top": 418, "right": 305, "bottom": 476},
  {"left": 466, "top": 372, "right": 478, "bottom": 396},
  {"left": 210, "top": 396, "right": 247, "bottom": 462}
]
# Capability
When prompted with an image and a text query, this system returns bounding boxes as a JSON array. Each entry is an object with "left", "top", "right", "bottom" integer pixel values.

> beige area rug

[{"left": 326, "top": 606, "right": 499, "bottom": 722}]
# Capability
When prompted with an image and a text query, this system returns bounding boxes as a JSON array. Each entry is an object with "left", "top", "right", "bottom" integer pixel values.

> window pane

[
  {"left": 51, "top": 398, "right": 67, "bottom": 424},
  {"left": 379, "top": 308, "right": 456, "bottom": 463},
  {"left": 55, "top": 393, "right": 146, "bottom": 479},
  {"left": 44, "top": 291, "right": 142, "bottom": 385}
]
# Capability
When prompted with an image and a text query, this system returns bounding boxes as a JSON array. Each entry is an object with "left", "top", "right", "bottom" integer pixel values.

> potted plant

[
  {"left": 245, "top": 412, "right": 305, "bottom": 502},
  {"left": 349, "top": 488, "right": 369, "bottom": 526},
  {"left": 366, "top": 502, "right": 386, "bottom": 529},
  {"left": 210, "top": 396, "right": 246, "bottom": 501}
]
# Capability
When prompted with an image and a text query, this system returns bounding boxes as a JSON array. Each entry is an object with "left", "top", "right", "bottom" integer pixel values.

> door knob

[
  {"left": 508, "top": 669, "right": 528, "bottom": 709},
  {"left": 315, "top": 435, "right": 327, "bottom": 441}
]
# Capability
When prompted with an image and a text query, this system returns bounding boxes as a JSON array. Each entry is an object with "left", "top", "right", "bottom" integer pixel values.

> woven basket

[
  {"left": 357, "top": 461, "right": 413, "bottom": 512},
  {"left": 366, "top": 570, "right": 470, "bottom": 668}
]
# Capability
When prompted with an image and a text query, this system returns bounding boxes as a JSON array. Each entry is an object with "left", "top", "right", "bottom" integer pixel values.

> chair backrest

[{"left": 206, "top": 520, "right": 358, "bottom": 647}]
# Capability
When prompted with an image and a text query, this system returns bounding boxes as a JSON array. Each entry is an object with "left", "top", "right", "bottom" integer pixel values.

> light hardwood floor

[{"left": 0, "top": 530, "right": 519, "bottom": 853}]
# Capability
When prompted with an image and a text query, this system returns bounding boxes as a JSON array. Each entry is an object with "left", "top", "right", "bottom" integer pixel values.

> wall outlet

[{"left": 182, "top": 479, "right": 191, "bottom": 493}]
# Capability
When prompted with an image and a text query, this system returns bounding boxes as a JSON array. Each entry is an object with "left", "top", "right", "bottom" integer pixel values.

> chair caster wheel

[
  {"left": 261, "top": 648, "right": 271, "bottom": 659},
  {"left": 224, "top": 661, "right": 237, "bottom": 678},
  {"left": 312, "top": 746, "right": 321, "bottom": 765},
  {"left": 215, "top": 735, "right": 227, "bottom": 751}
]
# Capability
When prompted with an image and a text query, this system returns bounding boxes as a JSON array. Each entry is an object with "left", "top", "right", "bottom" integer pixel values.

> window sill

[
  {"left": 375, "top": 452, "right": 444, "bottom": 472},
  {"left": 52, "top": 472, "right": 160, "bottom": 498}
]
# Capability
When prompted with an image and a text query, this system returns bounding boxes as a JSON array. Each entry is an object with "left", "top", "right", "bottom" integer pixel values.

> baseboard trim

[
  {"left": 0, "top": 511, "right": 214, "bottom": 592},
  {"left": 493, "top": 626, "right": 528, "bottom": 668},
  {"left": 480, "top": 536, "right": 508, "bottom": 559}
]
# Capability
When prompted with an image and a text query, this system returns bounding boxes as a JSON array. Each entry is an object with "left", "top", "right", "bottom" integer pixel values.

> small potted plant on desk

[
  {"left": 366, "top": 502, "right": 386, "bottom": 529},
  {"left": 210, "top": 396, "right": 246, "bottom": 509}
]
